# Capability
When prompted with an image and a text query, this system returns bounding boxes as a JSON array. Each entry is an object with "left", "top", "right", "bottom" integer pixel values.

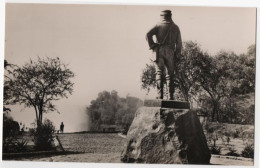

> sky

[{"left": 4, "top": 4, "right": 256, "bottom": 132}]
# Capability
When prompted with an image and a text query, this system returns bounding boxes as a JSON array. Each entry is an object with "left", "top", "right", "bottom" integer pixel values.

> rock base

[{"left": 121, "top": 105, "right": 211, "bottom": 164}]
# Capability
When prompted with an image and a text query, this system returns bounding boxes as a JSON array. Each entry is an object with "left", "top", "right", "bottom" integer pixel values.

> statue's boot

[
  {"left": 156, "top": 78, "right": 164, "bottom": 99},
  {"left": 166, "top": 75, "right": 174, "bottom": 100}
]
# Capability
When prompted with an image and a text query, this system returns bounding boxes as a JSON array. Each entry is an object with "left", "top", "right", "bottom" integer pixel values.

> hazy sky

[{"left": 4, "top": 4, "right": 256, "bottom": 132}]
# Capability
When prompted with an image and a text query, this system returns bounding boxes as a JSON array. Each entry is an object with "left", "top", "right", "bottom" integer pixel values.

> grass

[
  {"left": 57, "top": 133, "right": 126, "bottom": 154},
  {"left": 205, "top": 122, "right": 254, "bottom": 157}
]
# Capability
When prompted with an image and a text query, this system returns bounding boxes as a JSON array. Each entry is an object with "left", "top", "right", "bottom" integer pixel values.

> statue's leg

[
  {"left": 165, "top": 74, "right": 174, "bottom": 100},
  {"left": 164, "top": 48, "right": 175, "bottom": 100},
  {"left": 155, "top": 58, "right": 165, "bottom": 99}
]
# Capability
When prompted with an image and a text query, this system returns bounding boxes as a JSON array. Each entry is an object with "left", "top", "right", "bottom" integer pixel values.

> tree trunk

[
  {"left": 35, "top": 105, "right": 43, "bottom": 128},
  {"left": 39, "top": 111, "right": 42, "bottom": 124},
  {"left": 211, "top": 102, "right": 219, "bottom": 122},
  {"left": 211, "top": 109, "right": 215, "bottom": 122},
  {"left": 34, "top": 106, "right": 41, "bottom": 128},
  {"left": 216, "top": 105, "right": 219, "bottom": 122}
]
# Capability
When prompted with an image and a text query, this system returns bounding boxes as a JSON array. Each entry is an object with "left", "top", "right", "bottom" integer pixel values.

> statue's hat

[{"left": 160, "top": 10, "right": 172, "bottom": 16}]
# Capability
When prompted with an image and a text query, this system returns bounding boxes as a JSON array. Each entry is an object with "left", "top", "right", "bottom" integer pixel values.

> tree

[
  {"left": 197, "top": 47, "right": 255, "bottom": 122},
  {"left": 3, "top": 60, "right": 16, "bottom": 112},
  {"left": 4, "top": 57, "right": 74, "bottom": 127},
  {"left": 141, "top": 63, "right": 157, "bottom": 94},
  {"left": 86, "top": 90, "right": 143, "bottom": 131},
  {"left": 141, "top": 41, "right": 206, "bottom": 102},
  {"left": 197, "top": 51, "right": 234, "bottom": 122},
  {"left": 237, "top": 45, "right": 255, "bottom": 94},
  {"left": 175, "top": 41, "right": 206, "bottom": 102},
  {"left": 141, "top": 41, "right": 255, "bottom": 123}
]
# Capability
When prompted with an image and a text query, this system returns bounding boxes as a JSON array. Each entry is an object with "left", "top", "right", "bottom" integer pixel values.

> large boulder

[{"left": 121, "top": 106, "right": 211, "bottom": 164}]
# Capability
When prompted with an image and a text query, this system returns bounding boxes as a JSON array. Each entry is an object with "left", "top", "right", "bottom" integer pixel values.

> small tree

[
  {"left": 5, "top": 57, "right": 74, "bottom": 127},
  {"left": 141, "top": 63, "right": 157, "bottom": 94}
]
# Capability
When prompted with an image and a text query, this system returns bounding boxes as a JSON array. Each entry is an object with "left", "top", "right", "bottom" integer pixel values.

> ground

[{"left": 17, "top": 133, "right": 253, "bottom": 166}]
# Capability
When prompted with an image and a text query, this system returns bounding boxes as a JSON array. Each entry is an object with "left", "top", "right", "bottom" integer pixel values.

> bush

[
  {"left": 30, "top": 119, "right": 56, "bottom": 151},
  {"left": 231, "top": 130, "right": 240, "bottom": 138},
  {"left": 4, "top": 138, "right": 30, "bottom": 153},
  {"left": 242, "top": 144, "right": 254, "bottom": 158},
  {"left": 3, "top": 113, "right": 19, "bottom": 140},
  {"left": 210, "top": 146, "right": 222, "bottom": 155},
  {"left": 3, "top": 113, "right": 20, "bottom": 153},
  {"left": 223, "top": 130, "right": 231, "bottom": 137},
  {"left": 15, "top": 139, "right": 29, "bottom": 152},
  {"left": 226, "top": 147, "right": 240, "bottom": 157}
]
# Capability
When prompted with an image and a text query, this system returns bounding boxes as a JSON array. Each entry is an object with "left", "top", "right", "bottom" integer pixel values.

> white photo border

[{"left": 0, "top": 0, "right": 259, "bottom": 168}]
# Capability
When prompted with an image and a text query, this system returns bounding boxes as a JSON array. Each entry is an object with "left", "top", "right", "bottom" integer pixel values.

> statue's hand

[{"left": 150, "top": 43, "right": 160, "bottom": 52}]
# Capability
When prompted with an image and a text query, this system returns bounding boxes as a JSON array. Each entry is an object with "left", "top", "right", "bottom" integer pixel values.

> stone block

[{"left": 144, "top": 99, "right": 190, "bottom": 109}]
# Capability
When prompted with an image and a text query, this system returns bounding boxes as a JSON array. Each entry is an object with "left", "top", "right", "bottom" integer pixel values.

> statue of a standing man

[{"left": 146, "top": 10, "right": 182, "bottom": 100}]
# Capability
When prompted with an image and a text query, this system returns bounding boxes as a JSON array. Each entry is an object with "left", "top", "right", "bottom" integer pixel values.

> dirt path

[
  {"left": 22, "top": 153, "right": 122, "bottom": 163},
  {"left": 211, "top": 156, "right": 253, "bottom": 166},
  {"left": 17, "top": 133, "right": 253, "bottom": 166},
  {"left": 21, "top": 153, "right": 254, "bottom": 166}
]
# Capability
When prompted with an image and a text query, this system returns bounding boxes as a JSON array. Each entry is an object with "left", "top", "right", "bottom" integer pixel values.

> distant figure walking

[{"left": 60, "top": 122, "right": 64, "bottom": 133}]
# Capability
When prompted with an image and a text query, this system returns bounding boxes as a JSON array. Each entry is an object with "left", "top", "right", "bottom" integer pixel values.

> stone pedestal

[{"left": 121, "top": 100, "right": 211, "bottom": 164}]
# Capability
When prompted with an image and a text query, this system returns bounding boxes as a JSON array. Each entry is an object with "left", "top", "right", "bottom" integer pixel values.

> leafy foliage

[
  {"left": 30, "top": 119, "right": 56, "bottom": 151},
  {"left": 175, "top": 41, "right": 206, "bottom": 101},
  {"left": 210, "top": 146, "right": 222, "bottom": 155},
  {"left": 4, "top": 57, "right": 74, "bottom": 126},
  {"left": 141, "top": 41, "right": 255, "bottom": 123},
  {"left": 141, "top": 41, "right": 205, "bottom": 101},
  {"left": 226, "top": 147, "right": 240, "bottom": 157},
  {"left": 3, "top": 60, "right": 16, "bottom": 112},
  {"left": 2, "top": 113, "right": 20, "bottom": 153},
  {"left": 86, "top": 90, "right": 143, "bottom": 131},
  {"left": 3, "top": 113, "right": 20, "bottom": 140},
  {"left": 141, "top": 63, "right": 156, "bottom": 93},
  {"left": 3, "top": 113, "right": 31, "bottom": 153},
  {"left": 242, "top": 144, "right": 254, "bottom": 158}
]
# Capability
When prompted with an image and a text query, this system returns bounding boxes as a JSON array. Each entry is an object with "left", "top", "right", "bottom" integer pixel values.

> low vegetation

[
  {"left": 205, "top": 122, "right": 254, "bottom": 158},
  {"left": 86, "top": 91, "right": 143, "bottom": 132},
  {"left": 242, "top": 144, "right": 254, "bottom": 158},
  {"left": 30, "top": 119, "right": 56, "bottom": 151}
]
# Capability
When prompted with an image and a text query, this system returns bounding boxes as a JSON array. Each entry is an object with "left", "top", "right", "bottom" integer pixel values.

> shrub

[
  {"left": 226, "top": 147, "right": 240, "bottom": 157},
  {"left": 242, "top": 144, "right": 254, "bottom": 158},
  {"left": 224, "top": 130, "right": 231, "bottom": 137},
  {"left": 210, "top": 146, "right": 222, "bottom": 155},
  {"left": 30, "top": 119, "right": 56, "bottom": 151},
  {"left": 241, "top": 129, "right": 254, "bottom": 140},
  {"left": 3, "top": 113, "right": 19, "bottom": 140},
  {"left": 3, "top": 113, "right": 20, "bottom": 153},
  {"left": 232, "top": 130, "right": 240, "bottom": 138},
  {"left": 13, "top": 138, "right": 29, "bottom": 152}
]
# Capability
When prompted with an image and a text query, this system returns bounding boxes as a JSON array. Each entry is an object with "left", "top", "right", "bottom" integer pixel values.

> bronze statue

[{"left": 146, "top": 10, "right": 182, "bottom": 100}]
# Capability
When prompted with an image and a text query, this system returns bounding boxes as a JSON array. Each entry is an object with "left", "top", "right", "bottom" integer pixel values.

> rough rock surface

[{"left": 121, "top": 107, "right": 211, "bottom": 164}]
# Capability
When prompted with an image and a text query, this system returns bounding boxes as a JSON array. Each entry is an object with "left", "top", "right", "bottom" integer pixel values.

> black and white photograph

[{"left": 1, "top": 2, "right": 258, "bottom": 167}]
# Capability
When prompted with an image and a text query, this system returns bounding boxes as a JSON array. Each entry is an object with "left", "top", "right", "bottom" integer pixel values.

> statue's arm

[
  {"left": 176, "top": 26, "right": 182, "bottom": 55},
  {"left": 146, "top": 25, "right": 158, "bottom": 50}
]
